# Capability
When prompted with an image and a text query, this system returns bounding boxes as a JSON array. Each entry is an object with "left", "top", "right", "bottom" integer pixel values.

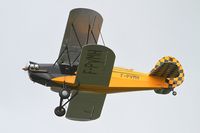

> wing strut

[
  {"left": 72, "top": 24, "right": 82, "bottom": 48},
  {"left": 91, "top": 16, "right": 97, "bottom": 43},
  {"left": 91, "top": 31, "right": 97, "bottom": 43},
  {"left": 100, "top": 29, "right": 106, "bottom": 46},
  {"left": 86, "top": 24, "right": 91, "bottom": 44},
  {"left": 65, "top": 45, "right": 72, "bottom": 66},
  {"left": 72, "top": 53, "right": 81, "bottom": 65},
  {"left": 62, "top": 90, "right": 79, "bottom": 107}
]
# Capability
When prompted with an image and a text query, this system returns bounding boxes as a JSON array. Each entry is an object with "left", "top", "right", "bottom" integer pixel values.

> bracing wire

[{"left": 100, "top": 30, "right": 106, "bottom": 46}]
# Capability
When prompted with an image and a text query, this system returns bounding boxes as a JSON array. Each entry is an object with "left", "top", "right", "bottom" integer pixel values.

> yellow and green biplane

[{"left": 23, "top": 8, "right": 184, "bottom": 121}]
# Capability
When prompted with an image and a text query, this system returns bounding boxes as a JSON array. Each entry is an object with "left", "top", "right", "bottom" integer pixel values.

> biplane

[{"left": 23, "top": 8, "right": 184, "bottom": 121}]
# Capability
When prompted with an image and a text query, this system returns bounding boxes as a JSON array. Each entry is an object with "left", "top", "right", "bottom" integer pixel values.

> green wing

[
  {"left": 66, "top": 45, "right": 115, "bottom": 121},
  {"left": 66, "top": 91, "right": 106, "bottom": 121},
  {"left": 57, "top": 8, "right": 103, "bottom": 66}
]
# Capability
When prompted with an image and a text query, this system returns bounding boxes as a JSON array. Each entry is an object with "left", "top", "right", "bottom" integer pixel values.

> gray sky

[{"left": 1, "top": 0, "right": 200, "bottom": 132}]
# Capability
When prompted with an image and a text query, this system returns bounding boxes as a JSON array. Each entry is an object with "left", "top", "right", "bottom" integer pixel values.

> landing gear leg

[
  {"left": 54, "top": 84, "right": 80, "bottom": 117},
  {"left": 54, "top": 96, "right": 66, "bottom": 117}
]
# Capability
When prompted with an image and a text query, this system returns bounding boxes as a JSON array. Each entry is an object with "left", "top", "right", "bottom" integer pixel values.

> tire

[
  {"left": 172, "top": 91, "right": 177, "bottom": 96},
  {"left": 54, "top": 106, "right": 66, "bottom": 117}
]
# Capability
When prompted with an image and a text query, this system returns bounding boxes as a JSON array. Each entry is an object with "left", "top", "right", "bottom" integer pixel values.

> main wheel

[
  {"left": 59, "top": 89, "right": 70, "bottom": 99},
  {"left": 54, "top": 106, "right": 66, "bottom": 117}
]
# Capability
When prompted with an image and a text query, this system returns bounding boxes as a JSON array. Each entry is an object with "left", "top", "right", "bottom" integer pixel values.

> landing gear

[
  {"left": 54, "top": 106, "right": 66, "bottom": 117},
  {"left": 54, "top": 84, "right": 79, "bottom": 117},
  {"left": 171, "top": 88, "right": 177, "bottom": 96},
  {"left": 54, "top": 84, "right": 71, "bottom": 117}
]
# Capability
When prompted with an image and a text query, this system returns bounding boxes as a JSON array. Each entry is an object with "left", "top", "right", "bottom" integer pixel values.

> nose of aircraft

[{"left": 23, "top": 62, "right": 55, "bottom": 86}]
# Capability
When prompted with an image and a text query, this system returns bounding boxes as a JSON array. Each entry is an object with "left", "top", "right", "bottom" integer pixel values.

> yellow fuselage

[{"left": 51, "top": 67, "right": 169, "bottom": 93}]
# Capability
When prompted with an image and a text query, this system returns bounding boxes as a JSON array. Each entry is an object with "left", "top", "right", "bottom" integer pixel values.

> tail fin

[{"left": 150, "top": 56, "right": 184, "bottom": 93}]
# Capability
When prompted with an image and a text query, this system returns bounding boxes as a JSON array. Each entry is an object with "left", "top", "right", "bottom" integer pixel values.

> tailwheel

[
  {"left": 54, "top": 106, "right": 66, "bottom": 117},
  {"left": 172, "top": 91, "right": 177, "bottom": 96},
  {"left": 59, "top": 89, "right": 70, "bottom": 99}
]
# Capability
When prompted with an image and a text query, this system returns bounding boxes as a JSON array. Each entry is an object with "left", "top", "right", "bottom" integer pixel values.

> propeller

[
  {"left": 22, "top": 63, "right": 29, "bottom": 71},
  {"left": 22, "top": 61, "right": 38, "bottom": 71}
]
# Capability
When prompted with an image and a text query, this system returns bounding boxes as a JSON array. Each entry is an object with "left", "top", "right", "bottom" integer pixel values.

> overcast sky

[{"left": 1, "top": 0, "right": 200, "bottom": 133}]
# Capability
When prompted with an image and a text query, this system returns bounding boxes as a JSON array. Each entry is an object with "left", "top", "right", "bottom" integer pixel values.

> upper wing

[
  {"left": 66, "top": 45, "right": 115, "bottom": 121},
  {"left": 57, "top": 8, "right": 103, "bottom": 66}
]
